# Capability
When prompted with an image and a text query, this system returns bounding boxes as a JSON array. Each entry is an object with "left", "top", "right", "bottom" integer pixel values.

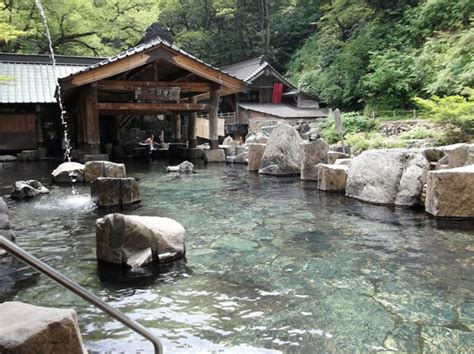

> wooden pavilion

[{"left": 59, "top": 38, "right": 248, "bottom": 155}]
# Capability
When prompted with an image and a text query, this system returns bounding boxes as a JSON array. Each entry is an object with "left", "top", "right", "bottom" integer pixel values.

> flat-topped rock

[
  {"left": 11, "top": 180, "right": 49, "bottom": 199},
  {"left": 425, "top": 165, "right": 474, "bottom": 218},
  {"left": 300, "top": 139, "right": 329, "bottom": 181},
  {"left": 248, "top": 143, "right": 266, "bottom": 171},
  {"left": 317, "top": 164, "right": 349, "bottom": 191},
  {"left": 84, "top": 161, "right": 126, "bottom": 183},
  {"left": 0, "top": 301, "right": 86, "bottom": 354},
  {"left": 91, "top": 177, "right": 140, "bottom": 207},
  {"left": 334, "top": 158, "right": 353, "bottom": 166},
  {"left": 346, "top": 149, "right": 429, "bottom": 206},
  {"left": 51, "top": 162, "right": 85, "bottom": 183},
  {"left": 96, "top": 213, "right": 186, "bottom": 268}
]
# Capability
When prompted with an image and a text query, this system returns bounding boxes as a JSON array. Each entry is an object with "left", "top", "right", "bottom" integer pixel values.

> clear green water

[{"left": 2, "top": 160, "right": 473, "bottom": 353}]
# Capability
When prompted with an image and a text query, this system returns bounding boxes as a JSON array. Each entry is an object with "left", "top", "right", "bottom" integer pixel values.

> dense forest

[{"left": 1, "top": 0, "right": 473, "bottom": 112}]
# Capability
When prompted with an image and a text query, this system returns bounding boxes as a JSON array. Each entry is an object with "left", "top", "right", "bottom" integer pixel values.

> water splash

[{"left": 34, "top": 0, "right": 72, "bottom": 162}]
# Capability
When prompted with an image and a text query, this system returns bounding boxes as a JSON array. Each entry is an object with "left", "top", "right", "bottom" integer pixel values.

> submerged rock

[
  {"left": 300, "top": 139, "right": 329, "bottom": 181},
  {"left": 51, "top": 162, "right": 85, "bottom": 183},
  {"left": 259, "top": 123, "right": 303, "bottom": 176},
  {"left": 96, "top": 213, "right": 186, "bottom": 268},
  {"left": 425, "top": 164, "right": 474, "bottom": 218},
  {"left": 84, "top": 161, "right": 126, "bottom": 183},
  {"left": 11, "top": 180, "right": 49, "bottom": 199},
  {"left": 166, "top": 161, "right": 194, "bottom": 173},
  {"left": 0, "top": 301, "right": 86, "bottom": 354},
  {"left": 346, "top": 149, "right": 430, "bottom": 206}
]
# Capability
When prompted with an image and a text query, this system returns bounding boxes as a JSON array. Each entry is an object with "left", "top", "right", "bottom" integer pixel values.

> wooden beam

[
  {"left": 97, "top": 102, "right": 209, "bottom": 112},
  {"left": 161, "top": 47, "right": 247, "bottom": 93},
  {"left": 97, "top": 80, "right": 215, "bottom": 93},
  {"left": 62, "top": 45, "right": 247, "bottom": 94}
]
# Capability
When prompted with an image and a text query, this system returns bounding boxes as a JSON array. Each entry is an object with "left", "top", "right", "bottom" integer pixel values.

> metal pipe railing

[{"left": 0, "top": 236, "right": 163, "bottom": 354}]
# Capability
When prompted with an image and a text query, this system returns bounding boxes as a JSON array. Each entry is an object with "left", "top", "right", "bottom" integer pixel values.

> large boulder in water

[
  {"left": 346, "top": 148, "right": 430, "bottom": 206},
  {"left": 0, "top": 301, "right": 86, "bottom": 354},
  {"left": 425, "top": 165, "right": 474, "bottom": 218},
  {"left": 11, "top": 180, "right": 49, "bottom": 199},
  {"left": 96, "top": 213, "right": 186, "bottom": 268},
  {"left": 317, "top": 164, "right": 349, "bottom": 191},
  {"left": 300, "top": 139, "right": 329, "bottom": 181},
  {"left": 51, "top": 162, "right": 85, "bottom": 183},
  {"left": 259, "top": 123, "right": 303, "bottom": 176}
]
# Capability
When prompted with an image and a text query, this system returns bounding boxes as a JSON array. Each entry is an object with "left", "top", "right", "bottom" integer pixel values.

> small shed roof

[
  {"left": 222, "top": 56, "right": 295, "bottom": 88},
  {"left": 0, "top": 53, "right": 102, "bottom": 104},
  {"left": 239, "top": 103, "right": 328, "bottom": 118}
]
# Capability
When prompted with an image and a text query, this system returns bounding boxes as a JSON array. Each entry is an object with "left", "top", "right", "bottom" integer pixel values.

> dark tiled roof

[
  {"left": 0, "top": 53, "right": 103, "bottom": 104},
  {"left": 239, "top": 103, "right": 328, "bottom": 118}
]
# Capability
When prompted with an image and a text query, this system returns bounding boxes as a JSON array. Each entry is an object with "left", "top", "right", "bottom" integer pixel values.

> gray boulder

[
  {"left": 0, "top": 197, "right": 8, "bottom": 230},
  {"left": 259, "top": 123, "right": 303, "bottom": 176},
  {"left": 96, "top": 213, "right": 186, "bottom": 268},
  {"left": 166, "top": 161, "right": 194, "bottom": 173},
  {"left": 0, "top": 301, "right": 86, "bottom": 354},
  {"left": 300, "top": 138, "right": 329, "bottom": 181},
  {"left": 51, "top": 162, "right": 85, "bottom": 183},
  {"left": 317, "top": 164, "right": 349, "bottom": 191},
  {"left": 222, "top": 136, "right": 234, "bottom": 146},
  {"left": 425, "top": 165, "right": 474, "bottom": 218},
  {"left": 11, "top": 180, "right": 49, "bottom": 199},
  {"left": 346, "top": 149, "right": 430, "bottom": 206}
]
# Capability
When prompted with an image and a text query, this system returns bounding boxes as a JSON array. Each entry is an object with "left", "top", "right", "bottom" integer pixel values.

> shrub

[
  {"left": 345, "top": 132, "right": 405, "bottom": 154},
  {"left": 311, "top": 112, "right": 378, "bottom": 144},
  {"left": 413, "top": 88, "right": 474, "bottom": 135}
]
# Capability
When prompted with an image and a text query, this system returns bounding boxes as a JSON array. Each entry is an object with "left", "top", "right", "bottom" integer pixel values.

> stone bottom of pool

[{"left": 1, "top": 160, "right": 473, "bottom": 353}]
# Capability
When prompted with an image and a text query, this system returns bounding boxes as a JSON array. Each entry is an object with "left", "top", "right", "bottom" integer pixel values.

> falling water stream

[{"left": 34, "top": 0, "right": 72, "bottom": 162}]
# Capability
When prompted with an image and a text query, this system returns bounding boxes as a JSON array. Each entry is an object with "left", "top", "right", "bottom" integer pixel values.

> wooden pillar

[
  {"left": 76, "top": 84, "right": 100, "bottom": 154},
  {"left": 189, "top": 97, "right": 198, "bottom": 148},
  {"left": 172, "top": 112, "right": 181, "bottom": 143},
  {"left": 209, "top": 90, "right": 219, "bottom": 150}
]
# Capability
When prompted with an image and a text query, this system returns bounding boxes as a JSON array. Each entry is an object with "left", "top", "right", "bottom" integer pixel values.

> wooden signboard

[{"left": 134, "top": 86, "right": 180, "bottom": 101}]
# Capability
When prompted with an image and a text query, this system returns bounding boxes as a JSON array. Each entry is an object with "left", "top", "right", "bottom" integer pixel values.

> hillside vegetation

[{"left": 1, "top": 0, "right": 472, "bottom": 147}]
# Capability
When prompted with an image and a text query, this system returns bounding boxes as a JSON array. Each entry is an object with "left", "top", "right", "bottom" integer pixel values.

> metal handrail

[{"left": 0, "top": 236, "right": 163, "bottom": 354}]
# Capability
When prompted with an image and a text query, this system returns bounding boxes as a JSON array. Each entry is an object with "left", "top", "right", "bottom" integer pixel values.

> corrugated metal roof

[
  {"left": 62, "top": 37, "right": 245, "bottom": 85},
  {"left": 0, "top": 54, "right": 99, "bottom": 103},
  {"left": 239, "top": 103, "right": 328, "bottom": 118}
]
